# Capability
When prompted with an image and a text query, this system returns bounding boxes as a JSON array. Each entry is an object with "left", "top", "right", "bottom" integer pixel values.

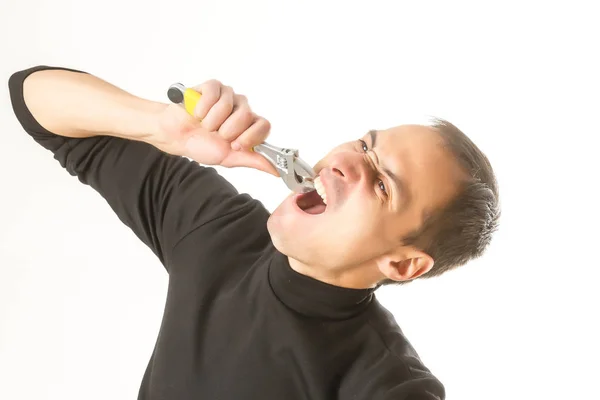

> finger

[
  {"left": 221, "top": 149, "right": 280, "bottom": 177},
  {"left": 192, "top": 80, "right": 222, "bottom": 119},
  {"left": 201, "top": 85, "right": 235, "bottom": 132},
  {"left": 218, "top": 101, "right": 255, "bottom": 142},
  {"left": 230, "top": 117, "right": 271, "bottom": 151}
]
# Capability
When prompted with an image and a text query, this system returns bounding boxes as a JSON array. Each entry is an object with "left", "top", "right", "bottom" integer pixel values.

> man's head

[{"left": 267, "top": 119, "right": 500, "bottom": 288}]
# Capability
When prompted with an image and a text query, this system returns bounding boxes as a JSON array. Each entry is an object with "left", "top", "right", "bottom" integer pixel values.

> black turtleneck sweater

[{"left": 8, "top": 66, "right": 445, "bottom": 400}]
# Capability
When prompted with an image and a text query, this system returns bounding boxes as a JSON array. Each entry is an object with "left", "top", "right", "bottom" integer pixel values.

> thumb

[{"left": 221, "top": 149, "right": 280, "bottom": 177}]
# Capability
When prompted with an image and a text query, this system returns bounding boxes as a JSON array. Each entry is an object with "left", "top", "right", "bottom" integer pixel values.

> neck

[{"left": 287, "top": 256, "right": 380, "bottom": 289}]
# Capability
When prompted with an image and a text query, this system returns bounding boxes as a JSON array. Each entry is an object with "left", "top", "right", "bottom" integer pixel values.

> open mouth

[
  {"left": 296, "top": 176, "right": 328, "bottom": 215},
  {"left": 296, "top": 190, "right": 327, "bottom": 215}
]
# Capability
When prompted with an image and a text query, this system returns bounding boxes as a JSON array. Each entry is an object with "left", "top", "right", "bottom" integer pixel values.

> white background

[{"left": 1, "top": 1, "right": 598, "bottom": 399}]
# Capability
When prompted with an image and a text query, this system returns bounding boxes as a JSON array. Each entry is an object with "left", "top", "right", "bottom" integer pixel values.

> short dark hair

[{"left": 385, "top": 118, "right": 501, "bottom": 284}]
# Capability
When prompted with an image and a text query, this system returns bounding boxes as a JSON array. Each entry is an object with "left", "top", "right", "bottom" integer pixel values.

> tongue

[
  {"left": 297, "top": 191, "right": 327, "bottom": 215},
  {"left": 303, "top": 204, "right": 327, "bottom": 215}
]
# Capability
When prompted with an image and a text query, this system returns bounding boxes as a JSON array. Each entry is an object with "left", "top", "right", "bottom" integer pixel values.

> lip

[{"left": 292, "top": 193, "right": 303, "bottom": 212}]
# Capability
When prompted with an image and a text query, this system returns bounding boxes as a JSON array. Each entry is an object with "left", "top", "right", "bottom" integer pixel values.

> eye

[
  {"left": 378, "top": 180, "right": 387, "bottom": 194},
  {"left": 359, "top": 139, "right": 369, "bottom": 152},
  {"left": 358, "top": 139, "right": 387, "bottom": 196}
]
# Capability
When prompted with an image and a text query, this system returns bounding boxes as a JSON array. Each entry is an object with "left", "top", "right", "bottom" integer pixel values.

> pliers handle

[{"left": 167, "top": 83, "right": 316, "bottom": 193}]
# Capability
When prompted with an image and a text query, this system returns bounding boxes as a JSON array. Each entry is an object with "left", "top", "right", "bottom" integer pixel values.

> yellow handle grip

[{"left": 183, "top": 88, "right": 202, "bottom": 116}]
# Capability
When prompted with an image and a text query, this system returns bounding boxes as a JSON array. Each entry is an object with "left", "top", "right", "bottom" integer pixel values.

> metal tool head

[{"left": 253, "top": 143, "right": 316, "bottom": 193}]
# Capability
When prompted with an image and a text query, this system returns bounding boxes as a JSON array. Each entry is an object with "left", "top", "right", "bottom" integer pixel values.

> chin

[
  {"left": 267, "top": 191, "right": 330, "bottom": 261},
  {"left": 266, "top": 214, "right": 286, "bottom": 253}
]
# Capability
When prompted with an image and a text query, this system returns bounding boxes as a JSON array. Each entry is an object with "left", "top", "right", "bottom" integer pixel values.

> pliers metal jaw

[{"left": 253, "top": 143, "right": 316, "bottom": 193}]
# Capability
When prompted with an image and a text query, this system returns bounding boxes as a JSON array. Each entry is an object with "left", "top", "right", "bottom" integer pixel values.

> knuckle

[
  {"left": 237, "top": 106, "right": 253, "bottom": 121},
  {"left": 217, "top": 98, "right": 235, "bottom": 114},
  {"left": 206, "top": 78, "right": 222, "bottom": 86},
  {"left": 201, "top": 80, "right": 221, "bottom": 97},
  {"left": 258, "top": 117, "right": 271, "bottom": 132},
  {"left": 235, "top": 100, "right": 250, "bottom": 111}
]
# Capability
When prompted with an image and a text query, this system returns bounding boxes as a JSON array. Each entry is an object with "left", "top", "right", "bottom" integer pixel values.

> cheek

[
  {"left": 328, "top": 196, "right": 381, "bottom": 238},
  {"left": 321, "top": 212, "right": 387, "bottom": 266}
]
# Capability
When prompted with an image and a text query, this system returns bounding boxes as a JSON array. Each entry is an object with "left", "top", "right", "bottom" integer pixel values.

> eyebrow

[
  {"left": 367, "top": 130, "right": 409, "bottom": 207},
  {"left": 368, "top": 129, "right": 377, "bottom": 148}
]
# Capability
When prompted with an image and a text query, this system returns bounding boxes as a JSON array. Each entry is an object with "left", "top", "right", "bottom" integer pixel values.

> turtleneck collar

[{"left": 267, "top": 244, "right": 376, "bottom": 320}]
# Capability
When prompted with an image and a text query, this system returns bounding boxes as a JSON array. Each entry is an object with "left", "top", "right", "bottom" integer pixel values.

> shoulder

[
  {"left": 339, "top": 300, "right": 445, "bottom": 399},
  {"left": 366, "top": 301, "right": 425, "bottom": 370},
  {"left": 167, "top": 176, "right": 272, "bottom": 273}
]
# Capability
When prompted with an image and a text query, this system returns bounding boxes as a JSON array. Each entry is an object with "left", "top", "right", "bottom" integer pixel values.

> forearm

[{"left": 22, "top": 68, "right": 167, "bottom": 141}]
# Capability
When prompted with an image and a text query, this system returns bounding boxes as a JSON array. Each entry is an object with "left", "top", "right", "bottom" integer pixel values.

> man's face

[{"left": 267, "top": 124, "right": 463, "bottom": 281}]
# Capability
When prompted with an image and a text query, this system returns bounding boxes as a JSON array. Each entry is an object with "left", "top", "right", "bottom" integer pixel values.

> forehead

[
  {"left": 374, "top": 125, "right": 464, "bottom": 225},
  {"left": 374, "top": 124, "right": 444, "bottom": 160}
]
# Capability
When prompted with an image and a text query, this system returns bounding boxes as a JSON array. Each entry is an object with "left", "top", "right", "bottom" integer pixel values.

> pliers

[{"left": 167, "top": 83, "right": 316, "bottom": 194}]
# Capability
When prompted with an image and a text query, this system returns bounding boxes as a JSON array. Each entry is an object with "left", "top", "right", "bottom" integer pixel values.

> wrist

[{"left": 109, "top": 98, "right": 168, "bottom": 143}]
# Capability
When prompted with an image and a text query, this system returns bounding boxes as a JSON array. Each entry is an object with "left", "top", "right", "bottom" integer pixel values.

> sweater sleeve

[
  {"left": 8, "top": 65, "right": 252, "bottom": 272},
  {"left": 341, "top": 372, "right": 445, "bottom": 400},
  {"left": 381, "top": 376, "right": 445, "bottom": 400},
  {"left": 337, "top": 339, "right": 445, "bottom": 400}
]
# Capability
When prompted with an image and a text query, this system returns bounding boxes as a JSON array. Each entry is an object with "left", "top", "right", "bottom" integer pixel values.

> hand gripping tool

[{"left": 167, "top": 83, "right": 316, "bottom": 194}]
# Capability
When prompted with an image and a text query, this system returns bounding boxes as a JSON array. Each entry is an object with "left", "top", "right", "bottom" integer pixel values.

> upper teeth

[{"left": 314, "top": 176, "right": 327, "bottom": 205}]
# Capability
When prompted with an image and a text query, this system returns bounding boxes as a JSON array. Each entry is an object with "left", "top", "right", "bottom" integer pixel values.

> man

[{"left": 8, "top": 65, "right": 500, "bottom": 399}]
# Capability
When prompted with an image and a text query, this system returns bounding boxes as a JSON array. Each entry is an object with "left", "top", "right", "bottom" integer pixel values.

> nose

[
  {"left": 331, "top": 167, "right": 345, "bottom": 178},
  {"left": 327, "top": 152, "right": 371, "bottom": 184}
]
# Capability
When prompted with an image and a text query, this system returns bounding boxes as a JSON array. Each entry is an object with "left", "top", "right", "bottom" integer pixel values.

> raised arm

[
  {"left": 8, "top": 65, "right": 275, "bottom": 271},
  {"left": 18, "top": 67, "right": 164, "bottom": 141}
]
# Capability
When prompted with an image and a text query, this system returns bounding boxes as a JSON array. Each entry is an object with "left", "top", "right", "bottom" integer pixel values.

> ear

[{"left": 375, "top": 247, "right": 434, "bottom": 283}]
